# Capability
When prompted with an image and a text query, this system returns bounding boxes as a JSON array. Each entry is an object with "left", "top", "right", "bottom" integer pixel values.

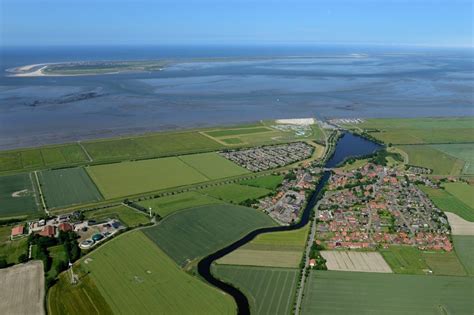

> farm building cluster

[
  {"left": 316, "top": 163, "right": 452, "bottom": 251},
  {"left": 220, "top": 142, "right": 313, "bottom": 172},
  {"left": 258, "top": 165, "right": 318, "bottom": 224},
  {"left": 10, "top": 212, "right": 124, "bottom": 249}
]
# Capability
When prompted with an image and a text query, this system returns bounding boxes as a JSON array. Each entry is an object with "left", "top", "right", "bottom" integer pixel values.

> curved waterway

[{"left": 197, "top": 132, "right": 382, "bottom": 314}]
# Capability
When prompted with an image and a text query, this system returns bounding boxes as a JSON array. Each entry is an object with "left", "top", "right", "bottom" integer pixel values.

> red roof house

[
  {"left": 39, "top": 225, "right": 55, "bottom": 237},
  {"left": 309, "top": 259, "right": 316, "bottom": 267},
  {"left": 11, "top": 225, "right": 24, "bottom": 239},
  {"left": 58, "top": 222, "right": 73, "bottom": 232}
]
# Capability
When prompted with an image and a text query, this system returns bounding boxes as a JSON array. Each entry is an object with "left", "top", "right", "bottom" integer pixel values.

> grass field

[
  {"left": 87, "top": 153, "right": 249, "bottom": 199},
  {"left": 0, "top": 144, "right": 89, "bottom": 173},
  {"left": 84, "top": 205, "right": 150, "bottom": 227},
  {"left": 400, "top": 145, "right": 465, "bottom": 175},
  {"left": 432, "top": 144, "right": 474, "bottom": 175},
  {"left": 213, "top": 265, "right": 298, "bottom": 315},
  {"left": 203, "top": 121, "right": 325, "bottom": 146},
  {"left": 380, "top": 245, "right": 467, "bottom": 276},
  {"left": 47, "top": 245, "right": 68, "bottom": 279},
  {"left": 84, "top": 231, "right": 235, "bottom": 314},
  {"left": 217, "top": 249, "right": 302, "bottom": 268},
  {"left": 0, "top": 173, "right": 38, "bottom": 217},
  {"left": 39, "top": 168, "right": 102, "bottom": 208},
  {"left": 379, "top": 246, "right": 429, "bottom": 275},
  {"left": 48, "top": 267, "right": 113, "bottom": 315},
  {"left": 178, "top": 152, "right": 249, "bottom": 180},
  {"left": 421, "top": 251, "right": 467, "bottom": 276},
  {"left": 419, "top": 185, "right": 474, "bottom": 221},
  {"left": 143, "top": 204, "right": 277, "bottom": 266},
  {"left": 444, "top": 182, "right": 474, "bottom": 208},
  {"left": 83, "top": 131, "right": 223, "bottom": 161},
  {"left": 346, "top": 117, "right": 474, "bottom": 144},
  {"left": 137, "top": 192, "right": 224, "bottom": 217},
  {"left": 301, "top": 270, "right": 474, "bottom": 315},
  {"left": 200, "top": 184, "right": 271, "bottom": 204},
  {"left": 239, "top": 175, "right": 284, "bottom": 190},
  {"left": 218, "top": 224, "right": 309, "bottom": 268},
  {"left": 0, "top": 225, "right": 28, "bottom": 264},
  {"left": 245, "top": 223, "right": 309, "bottom": 251},
  {"left": 205, "top": 127, "right": 274, "bottom": 138},
  {"left": 453, "top": 236, "right": 474, "bottom": 276}
]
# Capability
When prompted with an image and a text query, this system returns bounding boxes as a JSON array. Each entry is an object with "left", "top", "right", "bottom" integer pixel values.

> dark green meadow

[
  {"left": 39, "top": 168, "right": 103, "bottom": 209},
  {"left": 143, "top": 204, "right": 277, "bottom": 266}
]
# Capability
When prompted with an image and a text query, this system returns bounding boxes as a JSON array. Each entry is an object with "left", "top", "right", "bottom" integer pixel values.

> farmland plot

[
  {"left": 39, "top": 168, "right": 102, "bottom": 208},
  {"left": 301, "top": 271, "right": 474, "bottom": 315},
  {"left": 50, "top": 232, "right": 235, "bottom": 315},
  {"left": 143, "top": 204, "right": 276, "bottom": 266},
  {"left": 321, "top": 250, "right": 392, "bottom": 273},
  {"left": 0, "top": 261, "right": 45, "bottom": 315},
  {"left": 213, "top": 265, "right": 298, "bottom": 315},
  {"left": 0, "top": 173, "right": 38, "bottom": 217}
]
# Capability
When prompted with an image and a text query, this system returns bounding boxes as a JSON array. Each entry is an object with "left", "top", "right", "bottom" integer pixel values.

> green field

[
  {"left": 85, "top": 232, "right": 235, "bottom": 314},
  {"left": 204, "top": 121, "right": 324, "bottom": 146},
  {"left": 342, "top": 117, "right": 474, "bottom": 175},
  {"left": 143, "top": 204, "right": 277, "bottom": 266},
  {"left": 453, "top": 236, "right": 474, "bottom": 276},
  {"left": 137, "top": 192, "right": 224, "bottom": 217},
  {"left": 200, "top": 184, "right": 271, "bottom": 204},
  {"left": 0, "top": 225, "right": 28, "bottom": 264},
  {"left": 87, "top": 153, "right": 249, "bottom": 199},
  {"left": 0, "top": 173, "right": 38, "bottom": 217},
  {"left": 205, "top": 127, "right": 274, "bottom": 138},
  {"left": 47, "top": 245, "right": 68, "bottom": 279},
  {"left": 380, "top": 245, "right": 467, "bottom": 276},
  {"left": 49, "top": 267, "right": 113, "bottom": 315},
  {"left": 301, "top": 270, "right": 474, "bottom": 315},
  {"left": 421, "top": 251, "right": 467, "bottom": 276},
  {"left": 83, "top": 131, "right": 223, "bottom": 161},
  {"left": 178, "top": 152, "right": 249, "bottom": 180},
  {"left": 379, "top": 246, "right": 430, "bottom": 274},
  {"left": 239, "top": 175, "right": 284, "bottom": 190},
  {"left": 39, "top": 168, "right": 103, "bottom": 208},
  {"left": 244, "top": 223, "right": 309, "bottom": 251},
  {"left": 213, "top": 265, "right": 298, "bottom": 315},
  {"left": 419, "top": 185, "right": 474, "bottom": 221},
  {"left": 84, "top": 205, "right": 150, "bottom": 227},
  {"left": 347, "top": 117, "right": 474, "bottom": 144},
  {"left": 400, "top": 145, "right": 464, "bottom": 175},
  {"left": 218, "top": 224, "right": 309, "bottom": 268},
  {"left": 218, "top": 249, "right": 302, "bottom": 268},
  {"left": 50, "top": 231, "right": 235, "bottom": 314},
  {"left": 432, "top": 144, "right": 474, "bottom": 175},
  {"left": 444, "top": 182, "right": 474, "bottom": 208},
  {"left": 0, "top": 144, "right": 89, "bottom": 174}
]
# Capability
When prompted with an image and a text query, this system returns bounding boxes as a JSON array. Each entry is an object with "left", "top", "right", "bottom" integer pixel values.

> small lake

[{"left": 197, "top": 132, "right": 382, "bottom": 314}]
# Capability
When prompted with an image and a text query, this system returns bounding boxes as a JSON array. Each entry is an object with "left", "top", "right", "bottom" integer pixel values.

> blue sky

[{"left": 1, "top": 0, "right": 472, "bottom": 47}]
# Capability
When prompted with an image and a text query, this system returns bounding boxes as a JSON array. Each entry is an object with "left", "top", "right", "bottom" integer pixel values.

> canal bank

[{"left": 197, "top": 132, "right": 382, "bottom": 315}]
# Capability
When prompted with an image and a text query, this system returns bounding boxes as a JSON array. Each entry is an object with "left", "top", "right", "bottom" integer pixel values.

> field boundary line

[
  {"left": 33, "top": 171, "right": 49, "bottom": 215},
  {"left": 121, "top": 202, "right": 151, "bottom": 217},
  {"left": 77, "top": 141, "right": 93, "bottom": 162},
  {"left": 176, "top": 156, "right": 211, "bottom": 181}
]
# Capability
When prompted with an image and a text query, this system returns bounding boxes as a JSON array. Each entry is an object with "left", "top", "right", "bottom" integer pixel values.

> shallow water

[{"left": 1, "top": 45, "right": 472, "bottom": 149}]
